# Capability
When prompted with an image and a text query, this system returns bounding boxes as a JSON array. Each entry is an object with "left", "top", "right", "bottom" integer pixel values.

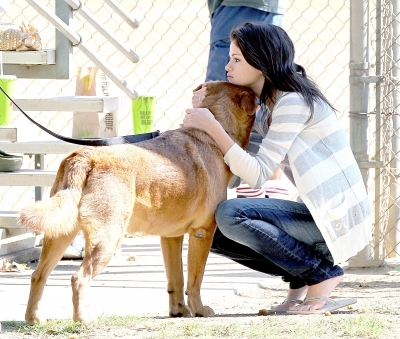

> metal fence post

[
  {"left": 387, "top": 0, "right": 400, "bottom": 258},
  {"left": 374, "top": 0, "right": 383, "bottom": 261},
  {"left": 348, "top": 0, "right": 373, "bottom": 267}
]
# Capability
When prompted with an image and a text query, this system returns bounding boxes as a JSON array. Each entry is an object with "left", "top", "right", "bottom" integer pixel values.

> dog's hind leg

[
  {"left": 186, "top": 223, "right": 216, "bottom": 317},
  {"left": 71, "top": 227, "right": 123, "bottom": 323},
  {"left": 25, "top": 231, "right": 79, "bottom": 324},
  {"left": 160, "top": 235, "right": 191, "bottom": 317}
]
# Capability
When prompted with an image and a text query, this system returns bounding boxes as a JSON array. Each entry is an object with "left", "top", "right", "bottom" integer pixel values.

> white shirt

[{"left": 224, "top": 92, "right": 371, "bottom": 265}]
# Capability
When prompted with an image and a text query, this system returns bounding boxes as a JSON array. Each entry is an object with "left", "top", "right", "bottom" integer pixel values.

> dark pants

[{"left": 211, "top": 198, "right": 344, "bottom": 289}]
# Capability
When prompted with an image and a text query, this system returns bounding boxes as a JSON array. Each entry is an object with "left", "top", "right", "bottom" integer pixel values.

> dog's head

[{"left": 194, "top": 81, "right": 257, "bottom": 149}]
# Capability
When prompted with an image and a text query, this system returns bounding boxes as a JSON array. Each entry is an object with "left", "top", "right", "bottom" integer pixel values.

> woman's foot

[
  {"left": 291, "top": 275, "right": 344, "bottom": 311},
  {"left": 270, "top": 285, "right": 308, "bottom": 311}
]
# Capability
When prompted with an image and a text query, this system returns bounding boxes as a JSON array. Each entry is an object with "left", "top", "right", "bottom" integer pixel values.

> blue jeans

[
  {"left": 211, "top": 198, "right": 344, "bottom": 288},
  {"left": 206, "top": 6, "right": 283, "bottom": 82}
]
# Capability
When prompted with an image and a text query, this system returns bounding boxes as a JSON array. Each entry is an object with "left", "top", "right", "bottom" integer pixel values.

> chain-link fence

[
  {"left": 4, "top": 1, "right": 397, "bottom": 263},
  {"left": 0, "top": 0, "right": 351, "bottom": 204},
  {"left": 368, "top": 0, "right": 400, "bottom": 260},
  {"left": 0, "top": 1, "right": 351, "bottom": 134}
]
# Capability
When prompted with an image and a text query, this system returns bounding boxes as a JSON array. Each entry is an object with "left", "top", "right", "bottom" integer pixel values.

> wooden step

[
  {"left": 1, "top": 49, "right": 56, "bottom": 65},
  {"left": 0, "top": 128, "right": 17, "bottom": 142},
  {"left": 2, "top": 49, "right": 61, "bottom": 80},
  {"left": 0, "top": 141, "right": 79, "bottom": 155},
  {"left": 0, "top": 246, "right": 42, "bottom": 265},
  {"left": 0, "top": 169, "right": 56, "bottom": 186},
  {"left": 0, "top": 228, "right": 42, "bottom": 260},
  {"left": 0, "top": 232, "right": 37, "bottom": 246},
  {"left": 0, "top": 211, "right": 18, "bottom": 229},
  {"left": 13, "top": 96, "right": 120, "bottom": 112}
]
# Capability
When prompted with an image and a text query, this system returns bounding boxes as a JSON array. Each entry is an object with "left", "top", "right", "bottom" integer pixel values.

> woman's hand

[
  {"left": 185, "top": 84, "right": 218, "bottom": 133},
  {"left": 183, "top": 107, "right": 216, "bottom": 134},
  {"left": 184, "top": 82, "right": 235, "bottom": 155},
  {"left": 183, "top": 107, "right": 235, "bottom": 156},
  {"left": 191, "top": 86, "right": 207, "bottom": 108}
]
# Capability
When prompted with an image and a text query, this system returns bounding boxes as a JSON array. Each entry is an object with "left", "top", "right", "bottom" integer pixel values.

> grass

[{"left": 0, "top": 313, "right": 393, "bottom": 339}]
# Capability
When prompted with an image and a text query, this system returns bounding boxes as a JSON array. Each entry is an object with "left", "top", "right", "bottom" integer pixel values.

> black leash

[{"left": 0, "top": 86, "right": 160, "bottom": 146}]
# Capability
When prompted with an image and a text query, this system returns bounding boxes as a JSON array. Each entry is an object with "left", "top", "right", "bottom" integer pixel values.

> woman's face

[{"left": 225, "top": 41, "right": 264, "bottom": 96}]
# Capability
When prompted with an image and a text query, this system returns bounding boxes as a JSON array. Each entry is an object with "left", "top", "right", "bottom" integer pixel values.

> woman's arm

[
  {"left": 183, "top": 107, "right": 234, "bottom": 155},
  {"left": 183, "top": 105, "right": 272, "bottom": 188},
  {"left": 183, "top": 91, "right": 310, "bottom": 188}
]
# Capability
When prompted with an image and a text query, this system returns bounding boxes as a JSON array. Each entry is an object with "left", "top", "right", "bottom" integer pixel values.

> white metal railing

[
  {"left": 64, "top": 0, "right": 139, "bottom": 63},
  {"left": 104, "top": 0, "right": 139, "bottom": 29},
  {"left": 26, "top": 0, "right": 139, "bottom": 99}
]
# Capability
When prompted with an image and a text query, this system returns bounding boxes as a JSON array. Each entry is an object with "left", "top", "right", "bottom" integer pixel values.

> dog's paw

[
  {"left": 25, "top": 311, "right": 46, "bottom": 324},
  {"left": 169, "top": 304, "right": 192, "bottom": 318},
  {"left": 80, "top": 317, "right": 98, "bottom": 327},
  {"left": 73, "top": 312, "right": 98, "bottom": 324},
  {"left": 193, "top": 305, "right": 215, "bottom": 317}
]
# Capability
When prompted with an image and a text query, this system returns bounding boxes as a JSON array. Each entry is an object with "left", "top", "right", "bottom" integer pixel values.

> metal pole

[
  {"left": 55, "top": 0, "right": 72, "bottom": 79},
  {"left": 348, "top": 0, "right": 372, "bottom": 265},
  {"left": 374, "top": 0, "right": 382, "bottom": 260},
  {"left": 388, "top": 0, "right": 400, "bottom": 257},
  {"left": 104, "top": 0, "right": 139, "bottom": 29}
]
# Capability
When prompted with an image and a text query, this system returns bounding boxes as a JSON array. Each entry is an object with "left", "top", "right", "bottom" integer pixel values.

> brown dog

[{"left": 18, "top": 81, "right": 257, "bottom": 323}]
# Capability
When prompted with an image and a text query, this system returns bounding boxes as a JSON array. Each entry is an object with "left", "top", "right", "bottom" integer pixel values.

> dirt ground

[
  {"left": 1, "top": 234, "right": 399, "bottom": 338},
  {"left": 238, "top": 262, "right": 400, "bottom": 316},
  {"left": 205, "top": 262, "right": 400, "bottom": 330},
  {"left": 1, "top": 262, "right": 399, "bottom": 338}
]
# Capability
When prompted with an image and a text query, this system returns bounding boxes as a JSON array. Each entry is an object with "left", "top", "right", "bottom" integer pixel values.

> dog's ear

[
  {"left": 237, "top": 90, "right": 257, "bottom": 115},
  {"left": 193, "top": 83, "right": 204, "bottom": 93},
  {"left": 193, "top": 81, "right": 220, "bottom": 94}
]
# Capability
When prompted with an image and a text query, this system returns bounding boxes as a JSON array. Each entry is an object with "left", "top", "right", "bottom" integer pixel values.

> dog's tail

[{"left": 17, "top": 150, "right": 92, "bottom": 238}]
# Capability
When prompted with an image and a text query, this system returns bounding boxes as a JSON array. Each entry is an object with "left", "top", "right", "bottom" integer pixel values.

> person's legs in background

[
  {"left": 63, "top": 231, "right": 85, "bottom": 259},
  {"left": 205, "top": 6, "right": 283, "bottom": 82},
  {"left": 206, "top": 6, "right": 285, "bottom": 187}
]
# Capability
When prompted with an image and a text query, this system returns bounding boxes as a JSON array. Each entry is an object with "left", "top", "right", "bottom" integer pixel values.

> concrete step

[{"left": 0, "top": 169, "right": 56, "bottom": 186}]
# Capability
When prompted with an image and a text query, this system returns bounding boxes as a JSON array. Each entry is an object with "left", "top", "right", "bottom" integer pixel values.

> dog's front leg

[
  {"left": 160, "top": 236, "right": 191, "bottom": 317},
  {"left": 186, "top": 224, "right": 216, "bottom": 317}
]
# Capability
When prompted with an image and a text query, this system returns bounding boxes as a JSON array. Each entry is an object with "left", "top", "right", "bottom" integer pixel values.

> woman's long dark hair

[{"left": 230, "top": 22, "right": 335, "bottom": 113}]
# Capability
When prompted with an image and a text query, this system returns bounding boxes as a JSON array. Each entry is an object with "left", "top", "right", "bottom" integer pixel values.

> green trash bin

[
  {"left": 132, "top": 95, "right": 156, "bottom": 134},
  {"left": 0, "top": 75, "right": 16, "bottom": 126}
]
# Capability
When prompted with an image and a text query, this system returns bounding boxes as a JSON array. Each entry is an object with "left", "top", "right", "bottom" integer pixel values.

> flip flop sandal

[
  {"left": 0, "top": 150, "right": 23, "bottom": 172},
  {"left": 274, "top": 298, "right": 304, "bottom": 307},
  {"left": 260, "top": 298, "right": 304, "bottom": 315},
  {"left": 274, "top": 296, "right": 357, "bottom": 315}
]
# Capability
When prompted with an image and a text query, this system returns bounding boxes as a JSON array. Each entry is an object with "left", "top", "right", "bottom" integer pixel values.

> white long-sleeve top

[{"left": 224, "top": 91, "right": 371, "bottom": 265}]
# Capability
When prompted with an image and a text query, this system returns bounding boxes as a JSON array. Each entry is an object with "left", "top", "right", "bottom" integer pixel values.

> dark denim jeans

[
  {"left": 205, "top": 6, "right": 283, "bottom": 82},
  {"left": 211, "top": 198, "right": 344, "bottom": 288}
]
